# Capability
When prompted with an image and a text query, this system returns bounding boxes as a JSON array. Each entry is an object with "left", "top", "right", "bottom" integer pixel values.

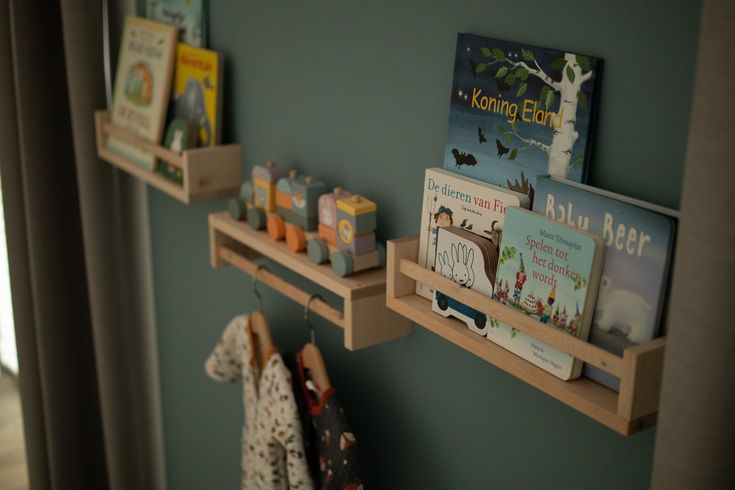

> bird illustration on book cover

[{"left": 443, "top": 34, "right": 602, "bottom": 200}]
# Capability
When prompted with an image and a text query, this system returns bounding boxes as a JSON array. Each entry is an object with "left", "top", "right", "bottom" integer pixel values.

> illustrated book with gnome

[
  {"left": 491, "top": 207, "right": 605, "bottom": 380},
  {"left": 534, "top": 176, "right": 678, "bottom": 389},
  {"left": 442, "top": 33, "right": 602, "bottom": 202},
  {"left": 416, "top": 168, "right": 530, "bottom": 300}
]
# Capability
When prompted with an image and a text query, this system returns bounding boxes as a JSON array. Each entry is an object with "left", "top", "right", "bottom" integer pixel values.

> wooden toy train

[{"left": 228, "top": 161, "right": 385, "bottom": 277}]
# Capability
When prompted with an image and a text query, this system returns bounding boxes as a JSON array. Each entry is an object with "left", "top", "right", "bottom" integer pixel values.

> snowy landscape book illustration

[
  {"left": 417, "top": 168, "right": 530, "bottom": 300},
  {"left": 443, "top": 34, "right": 602, "bottom": 202},
  {"left": 490, "top": 207, "right": 604, "bottom": 380},
  {"left": 534, "top": 176, "right": 678, "bottom": 390}
]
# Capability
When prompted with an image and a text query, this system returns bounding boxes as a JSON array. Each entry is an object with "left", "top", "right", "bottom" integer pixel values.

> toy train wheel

[
  {"left": 332, "top": 251, "right": 354, "bottom": 277},
  {"left": 474, "top": 313, "right": 487, "bottom": 329},
  {"left": 266, "top": 215, "right": 285, "bottom": 240},
  {"left": 247, "top": 207, "right": 267, "bottom": 230},
  {"left": 377, "top": 243, "right": 386, "bottom": 268},
  {"left": 436, "top": 293, "right": 449, "bottom": 311},
  {"left": 307, "top": 238, "right": 330, "bottom": 264},
  {"left": 286, "top": 227, "right": 306, "bottom": 252},
  {"left": 227, "top": 198, "right": 245, "bottom": 220}
]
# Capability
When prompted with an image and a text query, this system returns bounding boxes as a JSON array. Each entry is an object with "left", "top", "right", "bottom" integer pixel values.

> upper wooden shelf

[
  {"left": 209, "top": 212, "right": 412, "bottom": 350},
  {"left": 386, "top": 236, "right": 666, "bottom": 436},
  {"left": 94, "top": 110, "right": 242, "bottom": 204}
]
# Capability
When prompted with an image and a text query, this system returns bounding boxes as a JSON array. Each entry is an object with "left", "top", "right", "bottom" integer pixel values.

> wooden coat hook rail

[
  {"left": 218, "top": 245, "right": 344, "bottom": 327},
  {"left": 209, "top": 212, "right": 412, "bottom": 350}
]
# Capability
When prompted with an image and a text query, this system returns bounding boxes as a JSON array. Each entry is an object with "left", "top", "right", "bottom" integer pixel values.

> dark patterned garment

[{"left": 296, "top": 353, "right": 365, "bottom": 489}]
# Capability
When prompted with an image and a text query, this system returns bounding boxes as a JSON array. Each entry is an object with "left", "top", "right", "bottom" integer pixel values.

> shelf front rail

[{"left": 386, "top": 236, "right": 666, "bottom": 435}]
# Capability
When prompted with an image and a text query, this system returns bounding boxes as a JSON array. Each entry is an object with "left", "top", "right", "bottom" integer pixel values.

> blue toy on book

[{"left": 431, "top": 226, "right": 498, "bottom": 336}]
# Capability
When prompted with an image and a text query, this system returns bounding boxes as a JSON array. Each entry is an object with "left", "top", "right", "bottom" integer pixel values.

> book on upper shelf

[
  {"left": 108, "top": 16, "right": 178, "bottom": 170},
  {"left": 490, "top": 207, "right": 605, "bottom": 380},
  {"left": 442, "top": 33, "right": 602, "bottom": 202},
  {"left": 534, "top": 176, "right": 678, "bottom": 390},
  {"left": 417, "top": 168, "right": 530, "bottom": 300},
  {"left": 146, "top": 0, "right": 207, "bottom": 47},
  {"left": 171, "top": 43, "right": 223, "bottom": 147}
]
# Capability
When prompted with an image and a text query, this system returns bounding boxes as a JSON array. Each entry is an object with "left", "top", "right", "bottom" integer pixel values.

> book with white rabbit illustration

[
  {"left": 416, "top": 168, "right": 530, "bottom": 301},
  {"left": 491, "top": 207, "right": 605, "bottom": 380},
  {"left": 534, "top": 176, "right": 678, "bottom": 390}
]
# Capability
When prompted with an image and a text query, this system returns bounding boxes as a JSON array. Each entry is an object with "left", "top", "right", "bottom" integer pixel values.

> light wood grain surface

[{"left": 0, "top": 375, "right": 28, "bottom": 490}]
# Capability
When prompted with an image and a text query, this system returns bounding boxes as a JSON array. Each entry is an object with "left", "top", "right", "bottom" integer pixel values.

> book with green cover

[{"left": 490, "top": 207, "right": 605, "bottom": 380}]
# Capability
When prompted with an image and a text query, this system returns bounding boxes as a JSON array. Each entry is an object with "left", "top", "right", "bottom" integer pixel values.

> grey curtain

[
  {"left": 651, "top": 0, "right": 735, "bottom": 488},
  {"left": 0, "top": 1, "right": 165, "bottom": 489}
]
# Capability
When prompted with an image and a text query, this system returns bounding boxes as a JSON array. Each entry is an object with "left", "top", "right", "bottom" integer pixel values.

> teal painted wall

[{"left": 148, "top": 1, "right": 700, "bottom": 488}]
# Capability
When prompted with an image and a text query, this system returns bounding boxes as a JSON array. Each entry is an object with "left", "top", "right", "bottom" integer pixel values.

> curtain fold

[
  {"left": 0, "top": 0, "right": 165, "bottom": 488},
  {"left": 651, "top": 0, "right": 735, "bottom": 488}
]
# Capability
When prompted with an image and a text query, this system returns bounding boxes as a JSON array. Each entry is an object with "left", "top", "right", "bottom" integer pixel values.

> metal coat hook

[
  {"left": 252, "top": 265, "right": 269, "bottom": 311},
  {"left": 304, "top": 294, "right": 324, "bottom": 345}
]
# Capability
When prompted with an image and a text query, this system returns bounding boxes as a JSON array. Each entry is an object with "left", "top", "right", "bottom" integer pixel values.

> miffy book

[
  {"left": 416, "top": 168, "right": 529, "bottom": 300},
  {"left": 431, "top": 226, "right": 498, "bottom": 336},
  {"left": 491, "top": 207, "right": 604, "bottom": 380},
  {"left": 534, "top": 176, "right": 678, "bottom": 389}
]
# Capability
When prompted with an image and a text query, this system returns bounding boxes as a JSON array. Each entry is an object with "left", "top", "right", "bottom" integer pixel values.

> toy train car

[
  {"left": 306, "top": 191, "right": 385, "bottom": 277},
  {"left": 226, "top": 161, "right": 384, "bottom": 277}
]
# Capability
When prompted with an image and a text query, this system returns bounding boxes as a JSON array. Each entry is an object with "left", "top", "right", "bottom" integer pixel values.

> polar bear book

[{"left": 534, "top": 176, "right": 678, "bottom": 390}]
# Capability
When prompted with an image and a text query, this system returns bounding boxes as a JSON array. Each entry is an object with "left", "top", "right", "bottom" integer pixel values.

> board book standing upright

[
  {"left": 443, "top": 33, "right": 602, "bottom": 202},
  {"left": 491, "top": 207, "right": 605, "bottom": 380},
  {"left": 534, "top": 176, "right": 678, "bottom": 389},
  {"left": 108, "top": 16, "right": 178, "bottom": 170},
  {"left": 416, "top": 168, "right": 530, "bottom": 300},
  {"left": 172, "top": 43, "right": 223, "bottom": 147}
]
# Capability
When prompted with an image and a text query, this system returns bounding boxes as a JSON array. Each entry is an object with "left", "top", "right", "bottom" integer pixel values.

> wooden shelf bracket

[
  {"left": 209, "top": 212, "right": 412, "bottom": 350},
  {"left": 386, "top": 236, "right": 666, "bottom": 436},
  {"left": 94, "top": 110, "right": 242, "bottom": 204}
]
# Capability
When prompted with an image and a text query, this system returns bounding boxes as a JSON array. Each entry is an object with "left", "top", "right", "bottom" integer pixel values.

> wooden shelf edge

[
  {"left": 386, "top": 236, "right": 663, "bottom": 436},
  {"left": 94, "top": 110, "right": 242, "bottom": 204},
  {"left": 387, "top": 294, "right": 654, "bottom": 436},
  {"left": 209, "top": 212, "right": 411, "bottom": 351},
  {"left": 100, "top": 148, "right": 190, "bottom": 203},
  {"left": 209, "top": 212, "right": 387, "bottom": 300}
]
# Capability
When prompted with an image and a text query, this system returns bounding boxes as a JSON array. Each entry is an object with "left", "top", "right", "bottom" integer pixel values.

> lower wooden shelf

[
  {"left": 386, "top": 236, "right": 665, "bottom": 436},
  {"left": 209, "top": 212, "right": 412, "bottom": 350},
  {"left": 94, "top": 110, "right": 242, "bottom": 204}
]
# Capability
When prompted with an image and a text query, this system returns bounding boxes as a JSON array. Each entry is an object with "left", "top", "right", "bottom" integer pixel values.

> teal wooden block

[{"left": 291, "top": 175, "right": 328, "bottom": 219}]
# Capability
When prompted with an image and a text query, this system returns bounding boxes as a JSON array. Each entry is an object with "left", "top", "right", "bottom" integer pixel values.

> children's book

[
  {"left": 172, "top": 43, "right": 223, "bottom": 147},
  {"left": 442, "top": 33, "right": 602, "bottom": 202},
  {"left": 491, "top": 207, "right": 605, "bottom": 380},
  {"left": 146, "top": 0, "right": 207, "bottom": 47},
  {"left": 417, "top": 168, "right": 530, "bottom": 300},
  {"left": 108, "top": 16, "right": 178, "bottom": 170},
  {"left": 534, "top": 176, "right": 678, "bottom": 390}
]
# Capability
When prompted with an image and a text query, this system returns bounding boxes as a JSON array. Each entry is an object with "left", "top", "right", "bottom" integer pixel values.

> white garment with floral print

[{"left": 205, "top": 314, "right": 313, "bottom": 490}]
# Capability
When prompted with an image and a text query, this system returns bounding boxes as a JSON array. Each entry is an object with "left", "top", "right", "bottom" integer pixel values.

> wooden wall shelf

[
  {"left": 386, "top": 236, "right": 666, "bottom": 436},
  {"left": 209, "top": 212, "right": 412, "bottom": 350},
  {"left": 94, "top": 110, "right": 242, "bottom": 204}
]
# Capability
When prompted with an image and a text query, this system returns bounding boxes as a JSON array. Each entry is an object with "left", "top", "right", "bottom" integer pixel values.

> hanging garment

[
  {"left": 205, "top": 314, "right": 314, "bottom": 490},
  {"left": 296, "top": 352, "right": 365, "bottom": 490}
]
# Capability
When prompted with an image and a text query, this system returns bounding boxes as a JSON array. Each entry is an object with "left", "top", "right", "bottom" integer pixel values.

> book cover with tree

[{"left": 443, "top": 34, "right": 602, "bottom": 202}]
